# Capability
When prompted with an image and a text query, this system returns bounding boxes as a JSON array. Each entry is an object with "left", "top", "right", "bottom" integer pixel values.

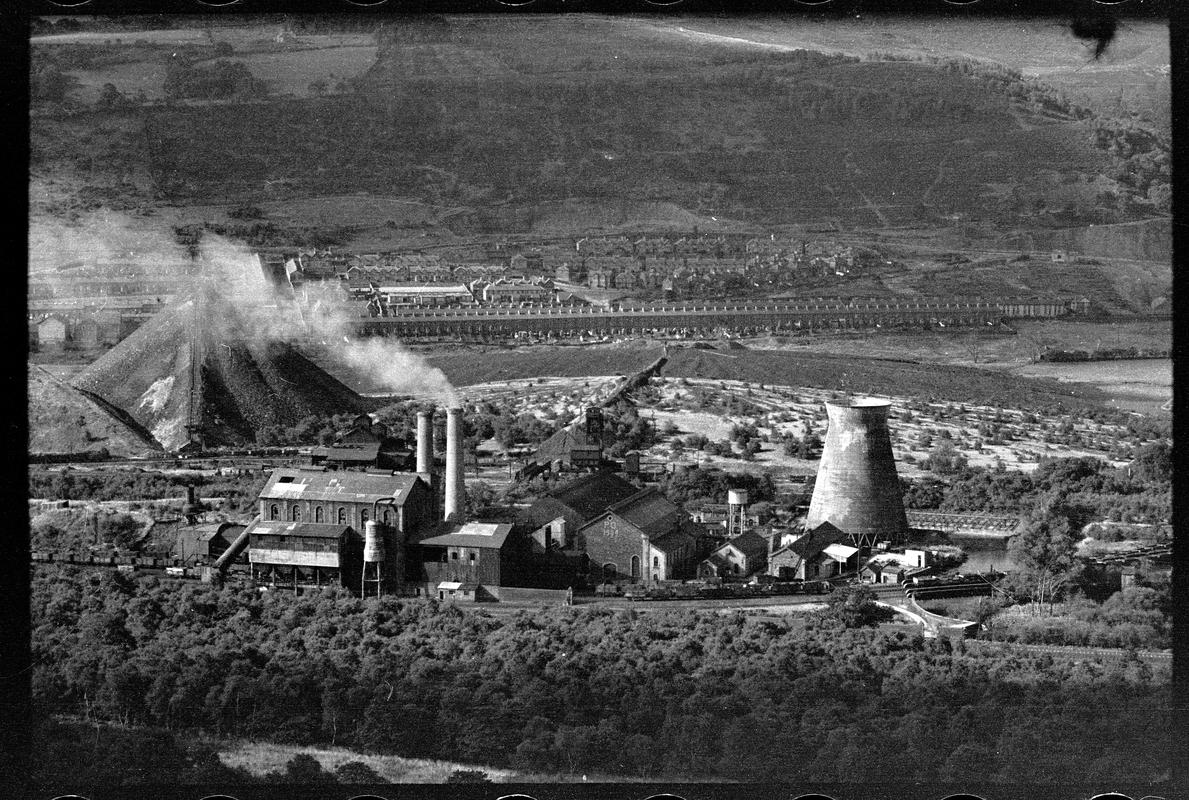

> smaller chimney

[
  {"left": 416, "top": 411, "right": 433, "bottom": 474},
  {"left": 183, "top": 485, "right": 200, "bottom": 525}
]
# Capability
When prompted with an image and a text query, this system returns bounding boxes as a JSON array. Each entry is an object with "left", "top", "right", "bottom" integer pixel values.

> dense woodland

[
  {"left": 902, "top": 444, "right": 1171, "bottom": 527},
  {"left": 29, "top": 569, "right": 1168, "bottom": 786}
]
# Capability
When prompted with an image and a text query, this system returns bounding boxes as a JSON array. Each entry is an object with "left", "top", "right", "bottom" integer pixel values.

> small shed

[
  {"left": 72, "top": 318, "right": 100, "bottom": 349},
  {"left": 436, "top": 581, "right": 480, "bottom": 602},
  {"left": 37, "top": 316, "right": 68, "bottom": 348}
]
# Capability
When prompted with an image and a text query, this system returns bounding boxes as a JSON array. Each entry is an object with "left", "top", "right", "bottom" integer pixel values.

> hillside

[
  {"left": 29, "top": 15, "right": 1164, "bottom": 240},
  {"left": 424, "top": 342, "right": 1106, "bottom": 412},
  {"left": 28, "top": 365, "right": 162, "bottom": 458},
  {"left": 71, "top": 289, "right": 369, "bottom": 450}
]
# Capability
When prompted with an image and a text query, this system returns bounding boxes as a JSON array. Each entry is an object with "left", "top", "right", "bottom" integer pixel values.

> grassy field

[{"left": 217, "top": 740, "right": 521, "bottom": 783}]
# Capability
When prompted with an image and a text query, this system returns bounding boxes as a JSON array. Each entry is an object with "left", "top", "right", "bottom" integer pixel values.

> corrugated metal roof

[
  {"left": 246, "top": 520, "right": 353, "bottom": 539},
  {"left": 823, "top": 543, "right": 859, "bottom": 562},
  {"left": 420, "top": 522, "right": 514, "bottom": 549},
  {"left": 259, "top": 468, "right": 420, "bottom": 504}
]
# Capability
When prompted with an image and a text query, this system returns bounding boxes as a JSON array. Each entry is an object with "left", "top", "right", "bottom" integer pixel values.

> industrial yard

[{"left": 23, "top": 10, "right": 1173, "bottom": 794}]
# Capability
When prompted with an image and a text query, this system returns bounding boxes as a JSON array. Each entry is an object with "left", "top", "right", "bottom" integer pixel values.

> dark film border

[{"left": 12, "top": 0, "right": 1183, "bottom": 799}]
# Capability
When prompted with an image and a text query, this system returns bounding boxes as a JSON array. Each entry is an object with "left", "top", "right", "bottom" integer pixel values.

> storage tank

[
  {"left": 727, "top": 489, "right": 749, "bottom": 537},
  {"left": 362, "top": 520, "right": 385, "bottom": 598},
  {"left": 806, "top": 398, "right": 908, "bottom": 544},
  {"left": 363, "top": 520, "right": 385, "bottom": 562}
]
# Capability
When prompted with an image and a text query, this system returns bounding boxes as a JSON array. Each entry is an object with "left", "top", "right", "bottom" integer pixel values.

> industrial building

[
  {"left": 518, "top": 408, "right": 611, "bottom": 478},
  {"left": 698, "top": 530, "right": 769, "bottom": 580},
  {"left": 767, "top": 522, "right": 860, "bottom": 580},
  {"left": 213, "top": 404, "right": 545, "bottom": 599},
  {"left": 520, "top": 471, "right": 643, "bottom": 548},
  {"left": 307, "top": 418, "right": 415, "bottom": 471},
  {"left": 245, "top": 466, "right": 436, "bottom": 593},
  {"left": 577, "top": 488, "right": 703, "bottom": 583},
  {"left": 244, "top": 521, "right": 361, "bottom": 590},
  {"left": 173, "top": 522, "right": 244, "bottom": 566},
  {"left": 419, "top": 522, "right": 524, "bottom": 600}
]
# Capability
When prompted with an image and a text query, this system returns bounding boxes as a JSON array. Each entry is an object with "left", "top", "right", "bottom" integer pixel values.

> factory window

[
  {"left": 270, "top": 504, "right": 279, "bottom": 521},
  {"left": 314, "top": 506, "right": 324, "bottom": 523},
  {"left": 451, "top": 551, "right": 459, "bottom": 561},
  {"left": 468, "top": 552, "right": 476, "bottom": 563},
  {"left": 337, "top": 508, "right": 346, "bottom": 525},
  {"left": 630, "top": 555, "right": 640, "bottom": 579}
]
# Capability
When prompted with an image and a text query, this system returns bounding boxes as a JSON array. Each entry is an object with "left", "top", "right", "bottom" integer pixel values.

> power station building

[
  {"left": 576, "top": 488, "right": 703, "bottom": 583},
  {"left": 244, "top": 469, "right": 436, "bottom": 593}
]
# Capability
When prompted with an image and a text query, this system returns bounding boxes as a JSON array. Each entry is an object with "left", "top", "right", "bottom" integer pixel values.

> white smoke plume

[
  {"left": 195, "top": 233, "right": 460, "bottom": 407},
  {"left": 31, "top": 212, "right": 460, "bottom": 406}
]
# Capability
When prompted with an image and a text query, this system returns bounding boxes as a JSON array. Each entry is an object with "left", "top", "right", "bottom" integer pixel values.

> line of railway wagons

[
  {"left": 29, "top": 551, "right": 250, "bottom": 579},
  {"left": 615, "top": 579, "right": 835, "bottom": 601}
]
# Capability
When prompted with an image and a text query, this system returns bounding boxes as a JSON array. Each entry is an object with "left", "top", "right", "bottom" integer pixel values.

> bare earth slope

[{"left": 28, "top": 365, "right": 162, "bottom": 458}]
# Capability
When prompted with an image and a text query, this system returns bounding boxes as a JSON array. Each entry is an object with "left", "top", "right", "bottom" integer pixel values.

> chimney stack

[
  {"left": 444, "top": 407, "right": 466, "bottom": 523},
  {"left": 416, "top": 411, "right": 433, "bottom": 474}
]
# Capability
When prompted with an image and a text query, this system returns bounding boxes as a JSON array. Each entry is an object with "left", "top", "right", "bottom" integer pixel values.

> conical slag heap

[{"left": 806, "top": 398, "right": 908, "bottom": 545}]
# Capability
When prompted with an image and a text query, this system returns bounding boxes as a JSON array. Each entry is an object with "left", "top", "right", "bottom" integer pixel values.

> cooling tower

[
  {"left": 806, "top": 398, "right": 908, "bottom": 544},
  {"left": 416, "top": 411, "right": 433, "bottom": 474},
  {"left": 444, "top": 407, "right": 466, "bottom": 523}
]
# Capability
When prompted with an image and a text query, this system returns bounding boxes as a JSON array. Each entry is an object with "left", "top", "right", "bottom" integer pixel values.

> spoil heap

[{"left": 71, "top": 288, "right": 368, "bottom": 451}]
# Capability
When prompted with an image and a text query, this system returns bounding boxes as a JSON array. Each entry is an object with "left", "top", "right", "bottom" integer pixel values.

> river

[{"left": 950, "top": 533, "right": 1017, "bottom": 574}]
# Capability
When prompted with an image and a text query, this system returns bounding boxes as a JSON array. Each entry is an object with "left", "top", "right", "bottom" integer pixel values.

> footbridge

[{"left": 355, "top": 297, "right": 1074, "bottom": 339}]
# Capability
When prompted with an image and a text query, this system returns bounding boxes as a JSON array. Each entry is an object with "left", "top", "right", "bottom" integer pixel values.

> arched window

[
  {"left": 652, "top": 556, "right": 659, "bottom": 568},
  {"left": 361, "top": 508, "right": 369, "bottom": 525},
  {"left": 337, "top": 507, "right": 346, "bottom": 525},
  {"left": 630, "top": 555, "right": 640, "bottom": 579},
  {"left": 383, "top": 509, "right": 391, "bottom": 524},
  {"left": 603, "top": 562, "right": 616, "bottom": 581},
  {"left": 291, "top": 506, "right": 301, "bottom": 522},
  {"left": 314, "top": 506, "right": 323, "bottom": 523},
  {"left": 270, "top": 504, "right": 279, "bottom": 521}
]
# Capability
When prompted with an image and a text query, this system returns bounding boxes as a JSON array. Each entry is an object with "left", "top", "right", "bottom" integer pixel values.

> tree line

[
  {"left": 29, "top": 568, "right": 1170, "bottom": 786},
  {"left": 901, "top": 445, "right": 1171, "bottom": 526}
]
